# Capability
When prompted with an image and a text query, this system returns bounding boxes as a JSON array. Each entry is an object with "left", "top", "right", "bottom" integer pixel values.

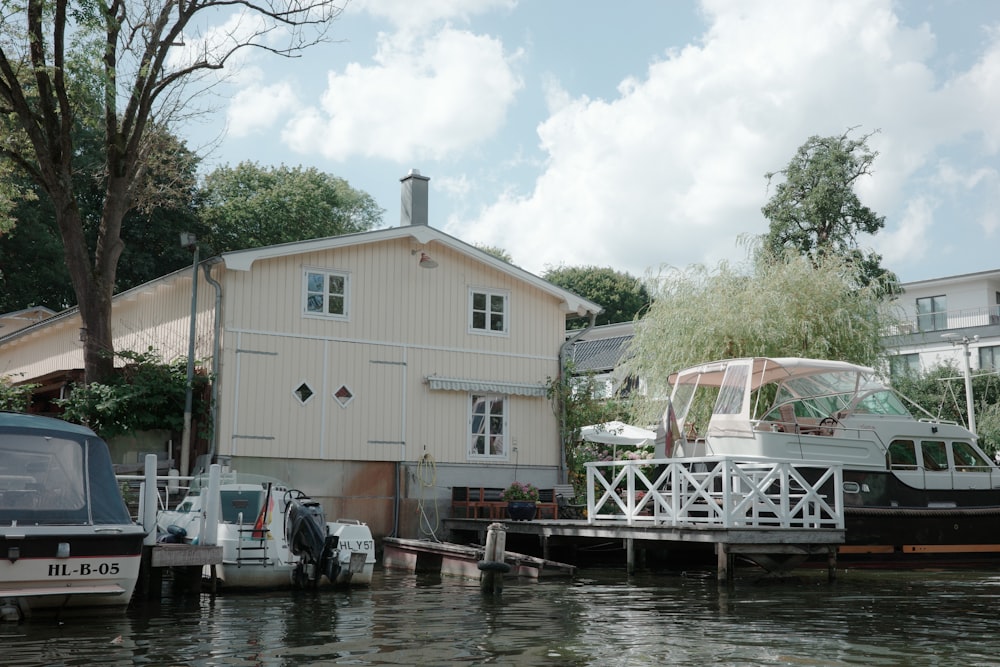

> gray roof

[{"left": 569, "top": 322, "right": 635, "bottom": 373}]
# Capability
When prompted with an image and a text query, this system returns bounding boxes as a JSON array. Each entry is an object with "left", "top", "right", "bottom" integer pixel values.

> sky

[{"left": 178, "top": 0, "right": 1000, "bottom": 286}]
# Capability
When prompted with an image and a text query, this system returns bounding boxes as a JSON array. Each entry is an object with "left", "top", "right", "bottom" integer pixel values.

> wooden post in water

[
  {"left": 626, "top": 538, "right": 635, "bottom": 575},
  {"left": 717, "top": 543, "right": 733, "bottom": 583},
  {"left": 478, "top": 523, "right": 511, "bottom": 595}
]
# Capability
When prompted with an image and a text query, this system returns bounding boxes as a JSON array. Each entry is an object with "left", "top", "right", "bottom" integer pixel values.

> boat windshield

[
  {"left": 773, "top": 371, "right": 912, "bottom": 418},
  {"left": 0, "top": 435, "right": 86, "bottom": 517}
]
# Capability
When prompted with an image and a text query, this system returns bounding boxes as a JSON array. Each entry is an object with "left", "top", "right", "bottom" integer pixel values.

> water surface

[{"left": 3, "top": 567, "right": 999, "bottom": 666}]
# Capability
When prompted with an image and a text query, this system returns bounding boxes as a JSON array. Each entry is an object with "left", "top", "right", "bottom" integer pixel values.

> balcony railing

[
  {"left": 885, "top": 305, "right": 1000, "bottom": 337},
  {"left": 585, "top": 456, "right": 844, "bottom": 530}
]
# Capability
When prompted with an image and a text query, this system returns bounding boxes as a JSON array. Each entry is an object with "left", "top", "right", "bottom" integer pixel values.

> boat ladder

[{"left": 234, "top": 525, "right": 274, "bottom": 566}]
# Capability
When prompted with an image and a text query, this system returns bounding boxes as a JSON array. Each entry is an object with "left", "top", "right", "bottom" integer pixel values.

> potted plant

[{"left": 502, "top": 481, "right": 539, "bottom": 521}]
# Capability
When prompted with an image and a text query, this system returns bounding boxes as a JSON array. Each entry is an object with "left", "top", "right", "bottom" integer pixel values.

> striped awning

[{"left": 425, "top": 375, "right": 547, "bottom": 397}]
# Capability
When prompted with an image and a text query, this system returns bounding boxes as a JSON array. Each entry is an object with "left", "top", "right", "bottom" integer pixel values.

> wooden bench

[
  {"left": 536, "top": 488, "right": 558, "bottom": 519},
  {"left": 451, "top": 486, "right": 561, "bottom": 519}
]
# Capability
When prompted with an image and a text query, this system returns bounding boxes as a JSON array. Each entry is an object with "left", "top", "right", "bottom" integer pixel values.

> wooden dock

[
  {"left": 444, "top": 516, "right": 844, "bottom": 581},
  {"left": 383, "top": 537, "right": 576, "bottom": 579},
  {"left": 446, "top": 456, "right": 848, "bottom": 582}
]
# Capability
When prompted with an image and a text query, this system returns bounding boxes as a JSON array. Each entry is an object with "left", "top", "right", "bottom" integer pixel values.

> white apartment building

[{"left": 886, "top": 269, "right": 1000, "bottom": 377}]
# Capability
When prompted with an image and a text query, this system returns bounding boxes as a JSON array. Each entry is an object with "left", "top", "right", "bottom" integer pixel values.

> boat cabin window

[
  {"left": 920, "top": 440, "right": 949, "bottom": 471},
  {"left": 887, "top": 440, "right": 918, "bottom": 470},
  {"left": 952, "top": 441, "right": 991, "bottom": 472}
]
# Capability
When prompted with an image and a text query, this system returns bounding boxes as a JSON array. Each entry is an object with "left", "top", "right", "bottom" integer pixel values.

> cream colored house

[{"left": 0, "top": 171, "right": 601, "bottom": 538}]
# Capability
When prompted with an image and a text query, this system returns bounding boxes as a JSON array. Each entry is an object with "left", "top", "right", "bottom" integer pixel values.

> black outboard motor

[{"left": 283, "top": 490, "right": 341, "bottom": 587}]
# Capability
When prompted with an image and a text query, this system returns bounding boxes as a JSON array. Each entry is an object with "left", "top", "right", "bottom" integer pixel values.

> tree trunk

[
  {"left": 77, "top": 285, "right": 116, "bottom": 384},
  {"left": 56, "top": 195, "right": 119, "bottom": 385}
]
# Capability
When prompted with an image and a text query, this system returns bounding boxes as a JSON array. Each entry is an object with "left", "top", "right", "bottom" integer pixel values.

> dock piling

[{"left": 479, "top": 523, "right": 510, "bottom": 595}]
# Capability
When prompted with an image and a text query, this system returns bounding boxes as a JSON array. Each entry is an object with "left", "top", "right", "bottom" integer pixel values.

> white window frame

[
  {"left": 468, "top": 288, "right": 509, "bottom": 335},
  {"left": 303, "top": 267, "right": 350, "bottom": 320},
  {"left": 468, "top": 393, "right": 509, "bottom": 460}
]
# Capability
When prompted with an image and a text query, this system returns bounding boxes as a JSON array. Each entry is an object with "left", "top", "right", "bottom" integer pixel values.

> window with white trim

[
  {"left": 304, "top": 269, "right": 349, "bottom": 319},
  {"left": 469, "top": 288, "right": 508, "bottom": 334},
  {"left": 469, "top": 393, "right": 507, "bottom": 458}
]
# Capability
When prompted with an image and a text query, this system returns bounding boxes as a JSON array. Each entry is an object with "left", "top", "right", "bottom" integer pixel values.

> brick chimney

[{"left": 400, "top": 169, "right": 430, "bottom": 226}]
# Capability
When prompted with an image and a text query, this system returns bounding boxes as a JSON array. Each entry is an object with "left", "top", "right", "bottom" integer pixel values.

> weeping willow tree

[{"left": 623, "top": 246, "right": 901, "bottom": 425}]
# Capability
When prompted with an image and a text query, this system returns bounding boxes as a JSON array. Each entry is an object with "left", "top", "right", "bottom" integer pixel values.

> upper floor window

[
  {"left": 916, "top": 295, "right": 947, "bottom": 332},
  {"left": 980, "top": 345, "right": 1000, "bottom": 371},
  {"left": 304, "top": 269, "right": 349, "bottom": 319},
  {"left": 469, "top": 289, "right": 508, "bottom": 334}
]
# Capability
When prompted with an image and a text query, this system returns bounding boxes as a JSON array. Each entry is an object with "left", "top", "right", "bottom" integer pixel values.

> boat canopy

[
  {"left": 668, "top": 358, "right": 910, "bottom": 438},
  {"left": 667, "top": 357, "right": 875, "bottom": 390},
  {"left": 0, "top": 412, "right": 133, "bottom": 526}
]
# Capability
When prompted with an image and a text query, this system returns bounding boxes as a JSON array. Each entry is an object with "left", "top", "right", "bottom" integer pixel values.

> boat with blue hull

[
  {"left": 666, "top": 357, "right": 1000, "bottom": 566},
  {"left": 0, "top": 412, "right": 145, "bottom": 620}
]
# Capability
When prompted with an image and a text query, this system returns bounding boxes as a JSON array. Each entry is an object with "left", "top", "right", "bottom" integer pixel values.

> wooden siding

[
  {"left": 1, "top": 268, "right": 216, "bottom": 381},
  {"left": 216, "top": 238, "right": 566, "bottom": 467},
  {"left": 3, "top": 236, "right": 570, "bottom": 472}
]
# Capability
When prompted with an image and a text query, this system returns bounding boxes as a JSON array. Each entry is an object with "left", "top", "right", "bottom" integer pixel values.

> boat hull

[
  {"left": 0, "top": 527, "right": 145, "bottom": 618},
  {"left": 157, "top": 477, "right": 375, "bottom": 590}
]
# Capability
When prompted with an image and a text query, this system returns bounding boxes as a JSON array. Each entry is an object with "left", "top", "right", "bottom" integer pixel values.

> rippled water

[{"left": 4, "top": 567, "right": 1000, "bottom": 666}]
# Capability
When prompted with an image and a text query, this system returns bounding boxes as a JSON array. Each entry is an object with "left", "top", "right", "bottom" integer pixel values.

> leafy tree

[
  {"left": 543, "top": 265, "right": 651, "bottom": 328},
  {"left": 55, "top": 348, "right": 211, "bottom": 441},
  {"left": 762, "top": 129, "right": 899, "bottom": 294},
  {"left": 0, "top": 0, "right": 345, "bottom": 383},
  {"left": 0, "top": 375, "right": 38, "bottom": 412},
  {"left": 0, "top": 127, "right": 202, "bottom": 312},
  {"left": 622, "top": 248, "right": 898, "bottom": 425},
  {"left": 199, "top": 162, "right": 383, "bottom": 255},
  {"left": 547, "top": 365, "right": 634, "bottom": 490}
]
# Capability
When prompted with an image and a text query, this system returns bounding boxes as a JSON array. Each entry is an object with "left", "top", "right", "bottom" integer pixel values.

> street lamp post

[
  {"left": 180, "top": 232, "right": 199, "bottom": 475},
  {"left": 944, "top": 333, "right": 979, "bottom": 436}
]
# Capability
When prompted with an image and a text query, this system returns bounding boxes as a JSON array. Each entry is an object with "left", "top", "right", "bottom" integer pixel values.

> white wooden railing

[{"left": 585, "top": 456, "right": 844, "bottom": 530}]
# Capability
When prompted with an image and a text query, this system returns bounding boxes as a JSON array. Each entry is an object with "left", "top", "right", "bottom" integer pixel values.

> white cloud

[
  {"left": 226, "top": 76, "right": 299, "bottom": 137},
  {"left": 875, "top": 197, "right": 934, "bottom": 267},
  {"left": 282, "top": 27, "right": 522, "bottom": 161},
  {"left": 452, "top": 0, "right": 999, "bottom": 278}
]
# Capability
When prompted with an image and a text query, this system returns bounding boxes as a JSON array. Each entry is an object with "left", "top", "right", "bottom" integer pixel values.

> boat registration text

[{"left": 47, "top": 561, "right": 121, "bottom": 577}]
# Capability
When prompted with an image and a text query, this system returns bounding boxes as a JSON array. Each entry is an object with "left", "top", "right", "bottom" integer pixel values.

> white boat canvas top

[{"left": 665, "top": 357, "right": 989, "bottom": 478}]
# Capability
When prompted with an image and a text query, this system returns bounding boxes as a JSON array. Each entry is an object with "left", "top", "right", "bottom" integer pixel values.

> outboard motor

[{"left": 283, "top": 490, "right": 341, "bottom": 587}]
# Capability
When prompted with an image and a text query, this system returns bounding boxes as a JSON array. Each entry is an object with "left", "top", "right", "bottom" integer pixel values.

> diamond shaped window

[
  {"left": 294, "top": 382, "right": 314, "bottom": 404},
  {"left": 334, "top": 385, "right": 354, "bottom": 408}
]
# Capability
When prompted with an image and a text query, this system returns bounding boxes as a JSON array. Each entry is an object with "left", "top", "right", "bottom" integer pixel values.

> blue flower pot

[{"left": 506, "top": 501, "right": 537, "bottom": 521}]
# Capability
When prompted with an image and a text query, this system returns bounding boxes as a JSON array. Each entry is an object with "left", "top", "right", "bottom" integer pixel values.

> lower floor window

[{"left": 469, "top": 393, "right": 507, "bottom": 458}]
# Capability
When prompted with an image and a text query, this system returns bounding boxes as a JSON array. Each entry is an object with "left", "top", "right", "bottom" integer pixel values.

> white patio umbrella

[{"left": 579, "top": 421, "right": 655, "bottom": 459}]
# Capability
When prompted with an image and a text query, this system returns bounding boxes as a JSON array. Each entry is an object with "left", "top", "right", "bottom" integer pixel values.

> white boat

[
  {"left": 666, "top": 357, "right": 1000, "bottom": 565},
  {"left": 0, "top": 412, "right": 145, "bottom": 621},
  {"left": 156, "top": 472, "right": 374, "bottom": 589}
]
